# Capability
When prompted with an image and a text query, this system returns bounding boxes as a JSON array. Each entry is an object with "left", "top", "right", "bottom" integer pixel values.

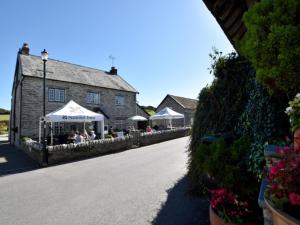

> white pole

[
  {"left": 101, "top": 120, "right": 105, "bottom": 139},
  {"left": 50, "top": 122, "right": 53, "bottom": 146}
]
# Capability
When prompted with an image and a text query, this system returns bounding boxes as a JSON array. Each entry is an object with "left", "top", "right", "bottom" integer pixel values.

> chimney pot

[
  {"left": 109, "top": 67, "right": 118, "bottom": 75},
  {"left": 21, "top": 43, "right": 29, "bottom": 55}
]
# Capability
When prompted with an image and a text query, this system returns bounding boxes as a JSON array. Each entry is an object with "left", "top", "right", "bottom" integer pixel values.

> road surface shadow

[
  {"left": 0, "top": 141, "right": 39, "bottom": 176},
  {"left": 151, "top": 176, "right": 210, "bottom": 225}
]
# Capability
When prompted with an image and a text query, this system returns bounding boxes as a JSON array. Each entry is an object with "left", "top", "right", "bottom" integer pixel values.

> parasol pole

[{"left": 50, "top": 122, "right": 53, "bottom": 146}]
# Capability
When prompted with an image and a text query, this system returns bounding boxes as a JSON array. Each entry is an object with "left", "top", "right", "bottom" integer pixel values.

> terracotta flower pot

[
  {"left": 209, "top": 206, "right": 256, "bottom": 225},
  {"left": 209, "top": 206, "right": 232, "bottom": 225},
  {"left": 265, "top": 199, "right": 300, "bottom": 225},
  {"left": 294, "top": 128, "right": 300, "bottom": 151}
]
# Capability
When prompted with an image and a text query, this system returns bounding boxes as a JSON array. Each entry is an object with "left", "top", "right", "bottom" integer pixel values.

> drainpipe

[
  {"left": 18, "top": 76, "right": 24, "bottom": 145},
  {"left": 12, "top": 80, "right": 19, "bottom": 144}
]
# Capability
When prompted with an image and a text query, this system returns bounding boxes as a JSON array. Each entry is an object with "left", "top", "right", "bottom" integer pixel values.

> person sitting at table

[
  {"left": 75, "top": 131, "right": 84, "bottom": 143},
  {"left": 146, "top": 125, "right": 152, "bottom": 132},
  {"left": 90, "top": 130, "right": 96, "bottom": 140},
  {"left": 83, "top": 129, "right": 90, "bottom": 140},
  {"left": 67, "top": 130, "right": 76, "bottom": 143}
]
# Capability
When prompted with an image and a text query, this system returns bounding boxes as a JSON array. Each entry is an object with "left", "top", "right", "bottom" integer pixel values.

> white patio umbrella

[
  {"left": 128, "top": 115, "right": 148, "bottom": 121},
  {"left": 149, "top": 107, "right": 184, "bottom": 128},
  {"left": 128, "top": 115, "right": 148, "bottom": 130}
]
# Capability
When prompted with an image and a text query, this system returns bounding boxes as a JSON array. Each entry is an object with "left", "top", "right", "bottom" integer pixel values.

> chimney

[
  {"left": 109, "top": 66, "right": 118, "bottom": 75},
  {"left": 20, "top": 43, "right": 29, "bottom": 55}
]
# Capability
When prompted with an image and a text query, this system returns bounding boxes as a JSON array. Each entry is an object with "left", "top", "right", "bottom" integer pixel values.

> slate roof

[
  {"left": 169, "top": 95, "right": 198, "bottom": 110},
  {"left": 19, "top": 54, "right": 138, "bottom": 93}
]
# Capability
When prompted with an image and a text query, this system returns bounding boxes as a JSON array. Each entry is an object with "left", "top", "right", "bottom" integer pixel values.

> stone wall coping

[
  {"left": 23, "top": 135, "right": 133, "bottom": 152},
  {"left": 140, "top": 127, "right": 190, "bottom": 137}
]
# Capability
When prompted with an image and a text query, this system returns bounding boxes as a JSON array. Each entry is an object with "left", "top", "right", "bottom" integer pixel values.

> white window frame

[
  {"left": 86, "top": 92, "right": 100, "bottom": 105},
  {"left": 53, "top": 122, "right": 64, "bottom": 135},
  {"left": 48, "top": 88, "right": 65, "bottom": 102},
  {"left": 113, "top": 120, "right": 125, "bottom": 130},
  {"left": 115, "top": 95, "right": 124, "bottom": 106}
]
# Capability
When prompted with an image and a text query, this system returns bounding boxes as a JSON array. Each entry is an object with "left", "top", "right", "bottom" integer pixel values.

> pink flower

[
  {"left": 271, "top": 184, "right": 278, "bottom": 191},
  {"left": 276, "top": 160, "right": 285, "bottom": 169},
  {"left": 289, "top": 193, "right": 300, "bottom": 206},
  {"left": 290, "top": 160, "right": 297, "bottom": 169},
  {"left": 284, "top": 136, "right": 291, "bottom": 142},
  {"left": 270, "top": 166, "right": 279, "bottom": 175}
]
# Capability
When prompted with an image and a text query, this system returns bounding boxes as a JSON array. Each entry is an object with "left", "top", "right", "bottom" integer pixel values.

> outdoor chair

[{"left": 116, "top": 131, "right": 125, "bottom": 139}]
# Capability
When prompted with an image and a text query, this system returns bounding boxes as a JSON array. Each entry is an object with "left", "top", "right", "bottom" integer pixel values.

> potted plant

[
  {"left": 195, "top": 137, "right": 261, "bottom": 224},
  {"left": 265, "top": 146, "right": 300, "bottom": 225},
  {"left": 285, "top": 93, "right": 300, "bottom": 150},
  {"left": 210, "top": 188, "right": 252, "bottom": 225}
]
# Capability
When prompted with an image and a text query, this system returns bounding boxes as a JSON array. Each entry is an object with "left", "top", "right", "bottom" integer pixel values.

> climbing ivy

[
  {"left": 188, "top": 50, "right": 290, "bottom": 193},
  {"left": 236, "top": 71, "right": 289, "bottom": 179}
]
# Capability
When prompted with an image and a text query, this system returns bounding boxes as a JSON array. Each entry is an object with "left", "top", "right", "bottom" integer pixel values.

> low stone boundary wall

[
  {"left": 21, "top": 136, "right": 133, "bottom": 165},
  {"left": 139, "top": 128, "right": 190, "bottom": 147},
  {"left": 21, "top": 139, "right": 43, "bottom": 163},
  {"left": 20, "top": 128, "right": 190, "bottom": 166}
]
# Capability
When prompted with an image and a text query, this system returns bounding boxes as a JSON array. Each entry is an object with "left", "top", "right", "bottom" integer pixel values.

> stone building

[
  {"left": 10, "top": 43, "right": 141, "bottom": 145},
  {"left": 155, "top": 94, "right": 198, "bottom": 128}
]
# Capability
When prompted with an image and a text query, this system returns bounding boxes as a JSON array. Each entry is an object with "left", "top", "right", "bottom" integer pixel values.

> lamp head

[{"left": 41, "top": 49, "right": 48, "bottom": 61}]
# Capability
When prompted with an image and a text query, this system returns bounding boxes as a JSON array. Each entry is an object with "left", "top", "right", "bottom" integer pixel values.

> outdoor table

[{"left": 67, "top": 137, "right": 75, "bottom": 144}]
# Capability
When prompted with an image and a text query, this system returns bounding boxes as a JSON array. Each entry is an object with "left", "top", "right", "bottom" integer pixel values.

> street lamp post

[{"left": 41, "top": 49, "right": 48, "bottom": 166}]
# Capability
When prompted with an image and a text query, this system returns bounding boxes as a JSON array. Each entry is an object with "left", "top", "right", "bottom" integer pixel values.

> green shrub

[
  {"left": 0, "top": 120, "right": 9, "bottom": 134},
  {"left": 189, "top": 52, "right": 251, "bottom": 151},
  {"left": 195, "top": 137, "right": 258, "bottom": 197},
  {"left": 20, "top": 136, "right": 31, "bottom": 142},
  {"left": 188, "top": 52, "right": 252, "bottom": 192},
  {"left": 239, "top": 0, "right": 300, "bottom": 95},
  {"left": 188, "top": 50, "right": 289, "bottom": 193},
  {"left": 105, "top": 134, "right": 114, "bottom": 139}
]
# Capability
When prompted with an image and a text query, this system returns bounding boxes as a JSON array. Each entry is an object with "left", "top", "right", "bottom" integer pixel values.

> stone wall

[
  {"left": 19, "top": 77, "right": 137, "bottom": 141},
  {"left": 139, "top": 128, "right": 190, "bottom": 147},
  {"left": 22, "top": 136, "right": 133, "bottom": 165},
  {"left": 20, "top": 128, "right": 190, "bottom": 165},
  {"left": 21, "top": 139, "right": 43, "bottom": 163},
  {"left": 47, "top": 136, "right": 133, "bottom": 164}
]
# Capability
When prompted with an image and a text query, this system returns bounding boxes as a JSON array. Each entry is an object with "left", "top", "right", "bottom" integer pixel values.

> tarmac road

[{"left": 0, "top": 136, "right": 209, "bottom": 225}]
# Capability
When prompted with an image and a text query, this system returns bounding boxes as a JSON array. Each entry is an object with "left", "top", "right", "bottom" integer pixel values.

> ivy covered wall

[{"left": 188, "top": 51, "right": 289, "bottom": 192}]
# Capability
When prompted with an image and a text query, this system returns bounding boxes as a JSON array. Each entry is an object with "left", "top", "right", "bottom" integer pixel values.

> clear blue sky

[{"left": 0, "top": 0, "right": 234, "bottom": 110}]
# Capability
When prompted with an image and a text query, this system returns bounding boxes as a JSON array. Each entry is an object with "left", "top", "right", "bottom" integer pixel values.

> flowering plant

[
  {"left": 210, "top": 188, "right": 250, "bottom": 225},
  {"left": 285, "top": 93, "right": 300, "bottom": 132},
  {"left": 266, "top": 146, "right": 300, "bottom": 220}
]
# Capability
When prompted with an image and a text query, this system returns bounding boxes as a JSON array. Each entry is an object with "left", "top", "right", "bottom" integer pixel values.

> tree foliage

[
  {"left": 0, "top": 108, "right": 10, "bottom": 114},
  {"left": 239, "top": 0, "right": 300, "bottom": 96},
  {"left": 189, "top": 53, "right": 251, "bottom": 155}
]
